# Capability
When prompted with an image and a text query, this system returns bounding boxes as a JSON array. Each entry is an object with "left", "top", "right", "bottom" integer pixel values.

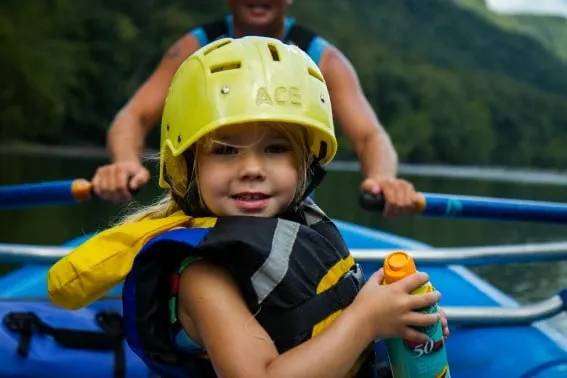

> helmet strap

[
  {"left": 300, "top": 160, "right": 327, "bottom": 202},
  {"left": 183, "top": 152, "right": 215, "bottom": 217},
  {"left": 163, "top": 151, "right": 213, "bottom": 217},
  {"left": 162, "top": 164, "right": 192, "bottom": 216},
  {"left": 299, "top": 142, "right": 328, "bottom": 202}
]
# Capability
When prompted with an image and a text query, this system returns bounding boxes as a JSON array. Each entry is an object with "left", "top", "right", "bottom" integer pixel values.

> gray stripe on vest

[
  {"left": 304, "top": 201, "right": 326, "bottom": 225},
  {"left": 251, "top": 219, "right": 300, "bottom": 304}
]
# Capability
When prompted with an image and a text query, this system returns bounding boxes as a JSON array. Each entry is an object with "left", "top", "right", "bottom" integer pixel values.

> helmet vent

[
  {"left": 203, "top": 39, "right": 232, "bottom": 55},
  {"left": 308, "top": 67, "right": 324, "bottom": 83},
  {"left": 210, "top": 62, "right": 241, "bottom": 74},
  {"left": 267, "top": 43, "right": 280, "bottom": 61}
]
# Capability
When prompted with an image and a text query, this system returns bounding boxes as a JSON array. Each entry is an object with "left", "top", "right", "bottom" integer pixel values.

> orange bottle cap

[{"left": 383, "top": 251, "right": 417, "bottom": 284}]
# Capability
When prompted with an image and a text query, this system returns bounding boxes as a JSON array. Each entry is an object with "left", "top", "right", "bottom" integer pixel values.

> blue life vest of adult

[
  {"left": 122, "top": 203, "right": 383, "bottom": 378},
  {"left": 188, "top": 15, "right": 331, "bottom": 67}
]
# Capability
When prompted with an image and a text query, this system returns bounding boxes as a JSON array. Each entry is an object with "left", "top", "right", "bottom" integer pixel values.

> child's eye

[
  {"left": 211, "top": 145, "right": 238, "bottom": 155},
  {"left": 265, "top": 143, "right": 291, "bottom": 154}
]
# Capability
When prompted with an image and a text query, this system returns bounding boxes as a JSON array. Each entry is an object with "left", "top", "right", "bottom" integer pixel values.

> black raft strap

[
  {"left": 259, "top": 264, "right": 365, "bottom": 345},
  {"left": 3, "top": 310, "right": 125, "bottom": 378}
]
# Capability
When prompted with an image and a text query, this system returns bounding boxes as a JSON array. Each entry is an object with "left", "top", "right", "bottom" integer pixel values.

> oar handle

[{"left": 358, "top": 191, "right": 387, "bottom": 212}]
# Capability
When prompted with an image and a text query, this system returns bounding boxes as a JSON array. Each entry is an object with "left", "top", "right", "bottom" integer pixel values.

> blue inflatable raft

[
  {"left": 0, "top": 218, "right": 565, "bottom": 377},
  {"left": 0, "top": 178, "right": 566, "bottom": 377}
]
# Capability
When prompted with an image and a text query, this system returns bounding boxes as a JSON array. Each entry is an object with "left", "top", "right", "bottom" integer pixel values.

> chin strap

[
  {"left": 163, "top": 151, "right": 213, "bottom": 217},
  {"left": 299, "top": 141, "right": 328, "bottom": 203}
]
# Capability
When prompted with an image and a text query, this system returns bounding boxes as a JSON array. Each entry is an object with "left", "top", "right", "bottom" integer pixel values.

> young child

[{"left": 48, "top": 36, "right": 448, "bottom": 378}]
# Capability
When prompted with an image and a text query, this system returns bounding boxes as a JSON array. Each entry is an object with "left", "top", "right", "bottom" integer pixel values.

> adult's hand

[
  {"left": 91, "top": 161, "right": 150, "bottom": 203},
  {"left": 361, "top": 177, "right": 421, "bottom": 217}
]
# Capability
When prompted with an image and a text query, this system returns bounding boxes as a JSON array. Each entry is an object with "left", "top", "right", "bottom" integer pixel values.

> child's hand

[
  {"left": 350, "top": 268, "right": 442, "bottom": 344},
  {"left": 439, "top": 307, "right": 449, "bottom": 339}
]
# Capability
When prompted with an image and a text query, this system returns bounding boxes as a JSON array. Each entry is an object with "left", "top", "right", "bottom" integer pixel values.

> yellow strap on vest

[
  {"left": 311, "top": 254, "right": 367, "bottom": 378},
  {"left": 47, "top": 211, "right": 216, "bottom": 310}
]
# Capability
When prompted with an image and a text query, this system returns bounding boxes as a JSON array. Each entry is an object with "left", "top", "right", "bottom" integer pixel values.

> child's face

[{"left": 196, "top": 124, "right": 299, "bottom": 217}]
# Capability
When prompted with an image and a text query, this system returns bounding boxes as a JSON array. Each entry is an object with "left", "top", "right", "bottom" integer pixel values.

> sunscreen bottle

[{"left": 382, "top": 251, "right": 450, "bottom": 378}]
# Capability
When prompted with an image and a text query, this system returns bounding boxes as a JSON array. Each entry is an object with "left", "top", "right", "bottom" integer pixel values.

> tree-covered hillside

[
  {"left": 2, "top": 0, "right": 567, "bottom": 168},
  {"left": 454, "top": 0, "right": 567, "bottom": 61}
]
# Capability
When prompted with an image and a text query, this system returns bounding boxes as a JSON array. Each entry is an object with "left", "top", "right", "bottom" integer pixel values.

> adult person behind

[{"left": 93, "top": 0, "right": 416, "bottom": 216}]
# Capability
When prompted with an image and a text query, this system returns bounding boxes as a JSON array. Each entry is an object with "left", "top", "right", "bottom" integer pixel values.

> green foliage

[
  {"left": 454, "top": 0, "right": 567, "bottom": 61},
  {"left": 2, "top": 0, "right": 567, "bottom": 168},
  {"left": 0, "top": 0, "right": 85, "bottom": 141}
]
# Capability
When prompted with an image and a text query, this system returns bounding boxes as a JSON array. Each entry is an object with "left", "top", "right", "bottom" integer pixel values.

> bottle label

[
  {"left": 386, "top": 284, "right": 451, "bottom": 378},
  {"left": 403, "top": 304, "right": 445, "bottom": 357}
]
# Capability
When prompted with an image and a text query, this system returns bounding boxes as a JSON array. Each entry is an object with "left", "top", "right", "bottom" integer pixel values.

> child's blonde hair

[{"left": 116, "top": 122, "right": 312, "bottom": 226}]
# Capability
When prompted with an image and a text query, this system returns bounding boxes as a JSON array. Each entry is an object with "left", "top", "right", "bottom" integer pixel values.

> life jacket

[
  {"left": 122, "top": 202, "right": 380, "bottom": 378},
  {"left": 189, "top": 16, "right": 330, "bottom": 66},
  {"left": 48, "top": 212, "right": 209, "bottom": 310}
]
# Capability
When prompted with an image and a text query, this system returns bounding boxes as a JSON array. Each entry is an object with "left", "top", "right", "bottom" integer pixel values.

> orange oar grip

[{"left": 71, "top": 179, "right": 93, "bottom": 202}]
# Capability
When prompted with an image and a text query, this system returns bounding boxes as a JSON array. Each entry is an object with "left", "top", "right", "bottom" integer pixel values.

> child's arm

[
  {"left": 178, "top": 261, "right": 441, "bottom": 378},
  {"left": 178, "top": 260, "right": 373, "bottom": 378}
]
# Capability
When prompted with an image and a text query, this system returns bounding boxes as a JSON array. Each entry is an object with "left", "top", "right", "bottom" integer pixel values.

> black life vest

[{"left": 122, "top": 203, "right": 380, "bottom": 378}]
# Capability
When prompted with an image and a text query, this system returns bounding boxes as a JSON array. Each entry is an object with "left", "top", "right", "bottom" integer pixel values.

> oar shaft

[
  {"left": 422, "top": 192, "right": 567, "bottom": 223},
  {"left": 360, "top": 192, "right": 567, "bottom": 223},
  {"left": 0, "top": 179, "right": 92, "bottom": 210}
]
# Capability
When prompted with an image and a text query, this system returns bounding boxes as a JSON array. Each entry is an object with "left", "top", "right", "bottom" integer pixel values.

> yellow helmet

[{"left": 159, "top": 35, "right": 337, "bottom": 188}]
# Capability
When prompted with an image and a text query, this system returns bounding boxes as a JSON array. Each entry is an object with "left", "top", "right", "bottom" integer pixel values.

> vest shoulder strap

[
  {"left": 286, "top": 23, "right": 330, "bottom": 66},
  {"left": 286, "top": 23, "right": 316, "bottom": 52},
  {"left": 143, "top": 227, "right": 211, "bottom": 250},
  {"left": 188, "top": 18, "right": 228, "bottom": 47}
]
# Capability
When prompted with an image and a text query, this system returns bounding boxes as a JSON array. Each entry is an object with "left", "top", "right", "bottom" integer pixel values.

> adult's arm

[
  {"left": 108, "top": 34, "right": 202, "bottom": 163},
  {"left": 319, "top": 45, "right": 398, "bottom": 181}
]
